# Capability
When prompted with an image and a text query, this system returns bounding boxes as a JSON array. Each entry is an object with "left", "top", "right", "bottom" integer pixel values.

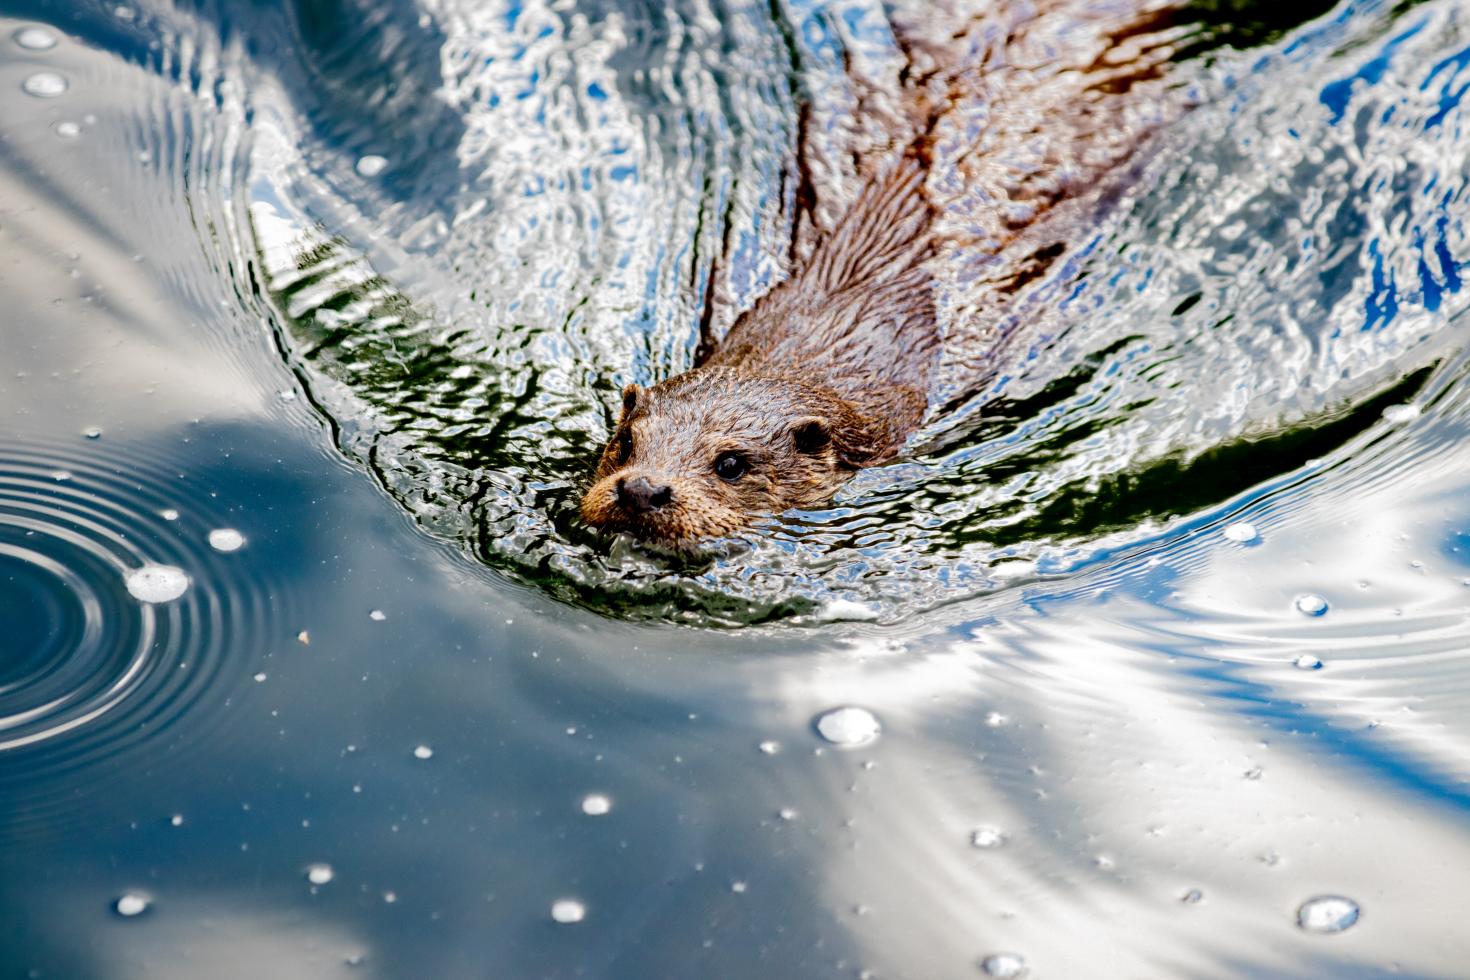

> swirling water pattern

[{"left": 4, "top": 1, "right": 1470, "bottom": 977}]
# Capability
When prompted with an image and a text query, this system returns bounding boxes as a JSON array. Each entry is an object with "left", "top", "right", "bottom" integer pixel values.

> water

[{"left": 2, "top": 0, "right": 1470, "bottom": 976}]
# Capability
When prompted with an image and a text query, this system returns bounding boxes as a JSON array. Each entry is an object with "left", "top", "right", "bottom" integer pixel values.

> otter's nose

[{"left": 617, "top": 475, "right": 673, "bottom": 514}]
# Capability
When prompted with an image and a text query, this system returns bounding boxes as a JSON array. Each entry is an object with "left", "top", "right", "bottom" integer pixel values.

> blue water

[{"left": 2, "top": 0, "right": 1470, "bottom": 976}]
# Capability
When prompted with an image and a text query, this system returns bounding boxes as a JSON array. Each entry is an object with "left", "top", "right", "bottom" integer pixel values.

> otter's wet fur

[{"left": 582, "top": 0, "right": 1193, "bottom": 548}]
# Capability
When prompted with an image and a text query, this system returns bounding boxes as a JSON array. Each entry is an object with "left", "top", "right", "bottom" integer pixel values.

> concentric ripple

[{"left": 0, "top": 441, "right": 286, "bottom": 831}]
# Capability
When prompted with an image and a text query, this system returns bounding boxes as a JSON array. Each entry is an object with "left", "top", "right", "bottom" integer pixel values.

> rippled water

[{"left": 3, "top": 0, "right": 1470, "bottom": 976}]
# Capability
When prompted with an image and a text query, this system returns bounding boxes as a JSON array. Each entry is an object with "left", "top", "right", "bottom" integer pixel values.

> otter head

[{"left": 580, "top": 367, "right": 885, "bottom": 547}]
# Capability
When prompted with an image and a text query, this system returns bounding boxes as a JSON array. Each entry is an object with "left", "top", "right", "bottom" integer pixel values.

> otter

[{"left": 581, "top": 0, "right": 1192, "bottom": 547}]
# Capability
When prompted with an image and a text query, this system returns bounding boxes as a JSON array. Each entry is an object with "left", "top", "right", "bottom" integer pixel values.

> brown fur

[{"left": 581, "top": 0, "right": 1190, "bottom": 547}]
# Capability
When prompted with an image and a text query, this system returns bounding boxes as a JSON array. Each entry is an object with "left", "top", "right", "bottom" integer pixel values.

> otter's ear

[
  {"left": 619, "top": 383, "right": 643, "bottom": 423},
  {"left": 792, "top": 418, "right": 831, "bottom": 455}
]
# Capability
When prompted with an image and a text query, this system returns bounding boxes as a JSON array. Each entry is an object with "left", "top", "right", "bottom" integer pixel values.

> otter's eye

[
  {"left": 714, "top": 452, "right": 748, "bottom": 482},
  {"left": 616, "top": 428, "right": 633, "bottom": 464}
]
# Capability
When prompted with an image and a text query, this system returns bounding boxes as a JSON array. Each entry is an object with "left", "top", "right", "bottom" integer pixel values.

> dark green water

[{"left": 3, "top": 0, "right": 1470, "bottom": 976}]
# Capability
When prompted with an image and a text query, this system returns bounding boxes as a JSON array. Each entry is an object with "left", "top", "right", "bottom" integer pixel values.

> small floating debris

[
  {"left": 22, "top": 71, "right": 67, "bottom": 98},
  {"left": 580, "top": 794, "right": 611, "bottom": 816},
  {"left": 296, "top": 630, "right": 310, "bottom": 645},
  {"left": 814, "top": 706, "right": 881, "bottom": 747},
  {"left": 550, "top": 898, "right": 585, "bottom": 923},
  {"left": 1223, "top": 521, "right": 1258, "bottom": 543},
  {"left": 1294, "top": 594, "right": 1329, "bottom": 617},
  {"left": 970, "top": 827, "right": 1006, "bottom": 849},
  {"left": 412, "top": 745, "right": 433, "bottom": 760},
  {"left": 355, "top": 155, "right": 388, "bottom": 177},
  {"left": 125, "top": 564, "right": 189, "bottom": 603},
  {"left": 1293, "top": 654, "right": 1323, "bottom": 670},
  {"left": 113, "top": 891, "right": 150, "bottom": 917},
  {"left": 13, "top": 27, "right": 58, "bottom": 50},
  {"left": 980, "top": 952, "right": 1028, "bottom": 978},
  {"left": 305, "top": 863, "right": 334, "bottom": 885},
  {"left": 208, "top": 528, "right": 245, "bottom": 552},
  {"left": 1297, "top": 895, "right": 1360, "bottom": 934}
]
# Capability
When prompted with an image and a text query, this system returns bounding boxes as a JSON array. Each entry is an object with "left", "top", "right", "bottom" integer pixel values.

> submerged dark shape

[{"left": 582, "top": 0, "right": 1195, "bottom": 547}]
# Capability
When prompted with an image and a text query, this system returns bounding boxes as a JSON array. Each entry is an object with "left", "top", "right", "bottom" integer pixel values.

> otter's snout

[{"left": 616, "top": 475, "right": 672, "bottom": 514}]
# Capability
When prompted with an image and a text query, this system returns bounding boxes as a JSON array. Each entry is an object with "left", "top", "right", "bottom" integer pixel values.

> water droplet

[
  {"left": 758, "top": 740, "right": 781, "bottom": 755},
  {"left": 82, "top": 426, "right": 102, "bottom": 439},
  {"left": 13, "top": 27, "right": 58, "bottom": 50},
  {"left": 208, "top": 528, "right": 245, "bottom": 552},
  {"left": 970, "top": 827, "right": 1006, "bottom": 849},
  {"left": 1223, "top": 521, "right": 1257, "bottom": 543},
  {"left": 1296, "top": 895, "right": 1360, "bottom": 934},
  {"left": 113, "top": 892, "right": 150, "bottom": 917},
  {"left": 814, "top": 706, "right": 881, "bottom": 747},
  {"left": 304, "top": 863, "right": 334, "bottom": 885},
  {"left": 1181, "top": 888, "right": 1203, "bottom": 904},
  {"left": 170, "top": 814, "right": 183, "bottom": 827},
  {"left": 54, "top": 120, "right": 80, "bottom": 138},
  {"left": 581, "top": 794, "right": 611, "bottom": 816},
  {"left": 22, "top": 71, "right": 67, "bottom": 98},
  {"left": 550, "top": 898, "right": 585, "bottom": 923},
  {"left": 1293, "top": 654, "right": 1323, "bottom": 670},
  {"left": 1381, "top": 403, "right": 1420, "bottom": 423},
  {"left": 125, "top": 564, "right": 189, "bottom": 603},
  {"left": 980, "top": 952, "right": 1028, "bottom": 978},
  {"left": 369, "top": 609, "right": 386, "bottom": 622},
  {"left": 413, "top": 745, "right": 433, "bottom": 760},
  {"left": 356, "top": 155, "right": 388, "bottom": 177},
  {"left": 1294, "top": 594, "right": 1329, "bottom": 617}
]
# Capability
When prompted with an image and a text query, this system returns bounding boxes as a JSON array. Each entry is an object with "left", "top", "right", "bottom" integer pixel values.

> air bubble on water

[
  {"left": 253, "top": 672, "right": 267, "bottom": 683},
  {"left": 758, "top": 740, "right": 781, "bottom": 755},
  {"left": 356, "top": 155, "right": 388, "bottom": 177},
  {"left": 1293, "top": 654, "right": 1323, "bottom": 670},
  {"left": 1296, "top": 895, "right": 1360, "bottom": 934},
  {"left": 778, "top": 807, "right": 797, "bottom": 821},
  {"left": 160, "top": 508, "right": 179, "bottom": 521},
  {"left": 208, "top": 528, "right": 245, "bottom": 552},
  {"left": 14, "top": 27, "right": 58, "bottom": 50},
  {"left": 814, "top": 706, "right": 881, "bottom": 747},
  {"left": 169, "top": 814, "right": 183, "bottom": 827},
  {"left": 730, "top": 880, "right": 747, "bottom": 894},
  {"left": 382, "top": 890, "right": 397, "bottom": 903},
  {"left": 970, "top": 827, "right": 1006, "bottom": 849},
  {"left": 818, "top": 598, "right": 878, "bottom": 621},
  {"left": 22, "top": 72, "right": 67, "bottom": 98},
  {"left": 979, "top": 952, "right": 1028, "bottom": 978},
  {"left": 1294, "top": 594, "right": 1329, "bottom": 617},
  {"left": 82, "top": 426, "right": 102, "bottom": 439},
  {"left": 113, "top": 892, "right": 150, "bottom": 917},
  {"left": 55, "top": 121, "right": 80, "bottom": 138},
  {"left": 304, "top": 863, "right": 334, "bottom": 885},
  {"left": 550, "top": 898, "right": 585, "bottom": 923},
  {"left": 413, "top": 745, "right": 433, "bottom": 760},
  {"left": 1381, "top": 403, "right": 1420, "bottom": 423},
  {"left": 125, "top": 564, "right": 189, "bottom": 603},
  {"left": 581, "top": 794, "right": 611, "bottom": 816},
  {"left": 369, "top": 609, "right": 386, "bottom": 621},
  {"left": 1223, "top": 521, "right": 1257, "bottom": 543}
]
